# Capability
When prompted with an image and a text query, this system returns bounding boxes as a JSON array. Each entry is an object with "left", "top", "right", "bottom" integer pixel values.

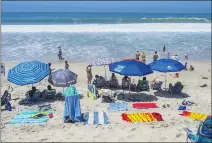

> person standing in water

[
  {"left": 163, "top": 45, "right": 166, "bottom": 52},
  {"left": 141, "top": 52, "right": 146, "bottom": 63},
  {"left": 65, "top": 61, "right": 69, "bottom": 69},
  {"left": 135, "top": 51, "right": 140, "bottom": 60},
  {"left": 86, "top": 65, "right": 93, "bottom": 84},
  {"left": 58, "top": 46, "right": 63, "bottom": 60},
  {"left": 153, "top": 51, "right": 159, "bottom": 62}
]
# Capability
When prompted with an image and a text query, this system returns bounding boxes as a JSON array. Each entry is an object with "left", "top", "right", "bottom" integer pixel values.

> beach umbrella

[
  {"left": 90, "top": 57, "right": 116, "bottom": 80},
  {"left": 48, "top": 69, "right": 77, "bottom": 87},
  {"left": 8, "top": 60, "right": 49, "bottom": 85},
  {"left": 109, "top": 58, "right": 153, "bottom": 95},
  {"left": 148, "top": 58, "right": 185, "bottom": 90}
]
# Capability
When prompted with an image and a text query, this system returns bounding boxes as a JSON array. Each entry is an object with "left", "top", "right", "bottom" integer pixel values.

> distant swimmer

[
  {"left": 58, "top": 46, "right": 64, "bottom": 60},
  {"left": 135, "top": 50, "right": 140, "bottom": 60}
]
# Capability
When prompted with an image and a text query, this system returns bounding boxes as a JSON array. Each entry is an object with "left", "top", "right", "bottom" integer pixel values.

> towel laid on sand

[
  {"left": 84, "top": 111, "right": 109, "bottom": 125},
  {"left": 122, "top": 112, "right": 163, "bottom": 123},
  {"left": 132, "top": 102, "right": 158, "bottom": 109},
  {"left": 8, "top": 110, "right": 50, "bottom": 124},
  {"left": 108, "top": 102, "right": 128, "bottom": 112},
  {"left": 179, "top": 111, "right": 208, "bottom": 121}
]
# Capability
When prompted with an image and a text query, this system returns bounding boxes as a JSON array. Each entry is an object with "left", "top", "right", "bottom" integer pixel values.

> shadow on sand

[
  {"left": 154, "top": 90, "right": 190, "bottom": 98},
  {"left": 117, "top": 92, "right": 158, "bottom": 102}
]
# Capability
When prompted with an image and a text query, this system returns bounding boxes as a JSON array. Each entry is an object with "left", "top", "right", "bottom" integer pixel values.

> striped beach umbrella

[
  {"left": 89, "top": 57, "right": 116, "bottom": 80},
  {"left": 8, "top": 60, "right": 50, "bottom": 85}
]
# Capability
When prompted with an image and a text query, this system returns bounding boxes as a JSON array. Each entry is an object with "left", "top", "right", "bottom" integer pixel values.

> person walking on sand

[
  {"left": 86, "top": 65, "right": 93, "bottom": 84},
  {"left": 141, "top": 52, "right": 146, "bottom": 63},
  {"left": 58, "top": 46, "right": 63, "bottom": 60},
  {"left": 135, "top": 51, "right": 140, "bottom": 60},
  {"left": 153, "top": 51, "right": 159, "bottom": 62},
  {"left": 65, "top": 61, "right": 69, "bottom": 69}
]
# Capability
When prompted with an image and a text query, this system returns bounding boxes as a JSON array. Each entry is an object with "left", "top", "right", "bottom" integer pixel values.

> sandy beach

[{"left": 1, "top": 60, "right": 211, "bottom": 142}]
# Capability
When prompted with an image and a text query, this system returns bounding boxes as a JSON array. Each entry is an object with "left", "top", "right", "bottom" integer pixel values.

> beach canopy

[
  {"left": 8, "top": 60, "right": 49, "bottom": 85},
  {"left": 89, "top": 57, "right": 117, "bottom": 80},
  {"left": 48, "top": 69, "right": 77, "bottom": 87},
  {"left": 148, "top": 58, "right": 185, "bottom": 73},
  {"left": 109, "top": 58, "right": 153, "bottom": 76},
  {"left": 148, "top": 58, "right": 185, "bottom": 90},
  {"left": 90, "top": 57, "right": 116, "bottom": 66}
]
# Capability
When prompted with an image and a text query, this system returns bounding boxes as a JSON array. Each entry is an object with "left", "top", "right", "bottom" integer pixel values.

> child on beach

[{"left": 65, "top": 61, "right": 69, "bottom": 69}]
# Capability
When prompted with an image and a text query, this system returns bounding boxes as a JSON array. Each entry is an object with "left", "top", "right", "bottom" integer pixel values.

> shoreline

[{"left": 2, "top": 23, "right": 211, "bottom": 32}]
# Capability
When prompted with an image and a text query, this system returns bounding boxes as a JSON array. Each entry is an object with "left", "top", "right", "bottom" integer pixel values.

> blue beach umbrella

[
  {"left": 109, "top": 58, "right": 153, "bottom": 94},
  {"left": 148, "top": 58, "right": 185, "bottom": 90},
  {"left": 109, "top": 58, "right": 153, "bottom": 76},
  {"left": 8, "top": 60, "right": 50, "bottom": 85}
]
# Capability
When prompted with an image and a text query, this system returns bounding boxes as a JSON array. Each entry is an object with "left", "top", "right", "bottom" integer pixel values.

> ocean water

[{"left": 1, "top": 12, "right": 211, "bottom": 62}]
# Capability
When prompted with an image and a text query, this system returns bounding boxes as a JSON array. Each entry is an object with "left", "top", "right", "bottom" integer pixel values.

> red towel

[
  {"left": 179, "top": 111, "right": 191, "bottom": 116},
  {"left": 152, "top": 112, "right": 164, "bottom": 121},
  {"left": 132, "top": 103, "right": 158, "bottom": 109},
  {"left": 121, "top": 113, "right": 131, "bottom": 122}
]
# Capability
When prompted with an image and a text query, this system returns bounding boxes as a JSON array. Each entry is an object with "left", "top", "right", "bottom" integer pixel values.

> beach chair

[
  {"left": 31, "top": 90, "right": 41, "bottom": 101},
  {"left": 44, "top": 89, "right": 56, "bottom": 99},
  {"left": 168, "top": 82, "right": 183, "bottom": 95},
  {"left": 152, "top": 81, "right": 163, "bottom": 91},
  {"left": 63, "top": 95, "right": 82, "bottom": 123},
  {"left": 184, "top": 116, "right": 212, "bottom": 143},
  {"left": 137, "top": 80, "right": 150, "bottom": 92}
]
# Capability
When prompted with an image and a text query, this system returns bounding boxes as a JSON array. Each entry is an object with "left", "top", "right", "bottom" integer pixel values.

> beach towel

[
  {"left": 108, "top": 102, "right": 128, "bottom": 112},
  {"left": 83, "top": 111, "right": 109, "bottom": 125},
  {"left": 178, "top": 105, "right": 190, "bottom": 110},
  {"left": 63, "top": 95, "right": 82, "bottom": 122},
  {"left": 179, "top": 111, "right": 208, "bottom": 121},
  {"left": 132, "top": 102, "right": 158, "bottom": 109},
  {"left": 8, "top": 110, "right": 50, "bottom": 124},
  {"left": 121, "top": 112, "right": 163, "bottom": 123}
]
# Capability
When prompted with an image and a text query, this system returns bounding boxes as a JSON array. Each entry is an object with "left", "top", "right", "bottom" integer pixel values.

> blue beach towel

[
  {"left": 63, "top": 95, "right": 82, "bottom": 122},
  {"left": 178, "top": 105, "right": 189, "bottom": 110},
  {"left": 108, "top": 102, "right": 128, "bottom": 112},
  {"left": 83, "top": 111, "right": 109, "bottom": 125},
  {"left": 8, "top": 110, "right": 50, "bottom": 124}
]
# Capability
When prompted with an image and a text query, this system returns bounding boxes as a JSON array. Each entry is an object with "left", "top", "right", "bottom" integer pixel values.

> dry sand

[{"left": 1, "top": 60, "right": 211, "bottom": 142}]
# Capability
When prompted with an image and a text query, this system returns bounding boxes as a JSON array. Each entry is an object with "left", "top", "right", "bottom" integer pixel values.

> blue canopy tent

[
  {"left": 109, "top": 58, "right": 153, "bottom": 95},
  {"left": 8, "top": 60, "right": 50, "bottom": 85},
  {"left": 148, "top": 58, "right": 185, "bottom": 90}
]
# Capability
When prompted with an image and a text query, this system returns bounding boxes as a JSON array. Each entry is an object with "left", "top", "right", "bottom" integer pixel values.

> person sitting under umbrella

[
  {"left": 25, "top": 86, "right": 38, "bottom": 101},
  {"left": 41, "top": 85, "right": 56, "bottom": 98},
  {"left": 150, "top": 78, "right": 163, "bottom": 90},
  {"left": 137, "top": 77, "right": 150, "bottom": 91},
  {"left": 122, "top": 76, "right": 130, "bottom": 89},
  {"left": 108, "top": 73, "right": 119, "bottom": 88}
]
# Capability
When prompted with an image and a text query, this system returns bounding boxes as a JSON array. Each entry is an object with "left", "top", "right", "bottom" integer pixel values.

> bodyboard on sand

[
  {"left": 132, "top": 103, "right": 158, "bottom": 109},
  {"left": 179, "top": 111, "right": 208, "bottom": 121},
  {"left": 122, "top": 112, "right": 163, "bottom": 123}
]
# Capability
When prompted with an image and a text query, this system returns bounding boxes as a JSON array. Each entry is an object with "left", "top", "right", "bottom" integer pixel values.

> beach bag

[{"left": 102, "top": 95, "right": 113, "bottom": 103}]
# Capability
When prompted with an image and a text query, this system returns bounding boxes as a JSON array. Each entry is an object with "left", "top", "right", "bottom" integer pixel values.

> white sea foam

[{"left": 2, "top": 23, "right": 211, "bottom": 33}]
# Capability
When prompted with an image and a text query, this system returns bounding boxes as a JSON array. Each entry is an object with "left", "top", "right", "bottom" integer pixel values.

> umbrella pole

[
  {"left": 128, "top": 77, "right": 131, "bottom": 97},
  {"left": 104, "top": 65, "right": 107, "bottom": 80},
  {"left": 165, "top": 73, "right": 167, "bottom": 91}
]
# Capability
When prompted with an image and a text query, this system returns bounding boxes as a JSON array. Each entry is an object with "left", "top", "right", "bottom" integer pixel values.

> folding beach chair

[
  {"left": 184, "top": 116, "right": 212, "bottom": 143},
  {"left": 44, "top": 89, "right": 56, "bottom": 99}
]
